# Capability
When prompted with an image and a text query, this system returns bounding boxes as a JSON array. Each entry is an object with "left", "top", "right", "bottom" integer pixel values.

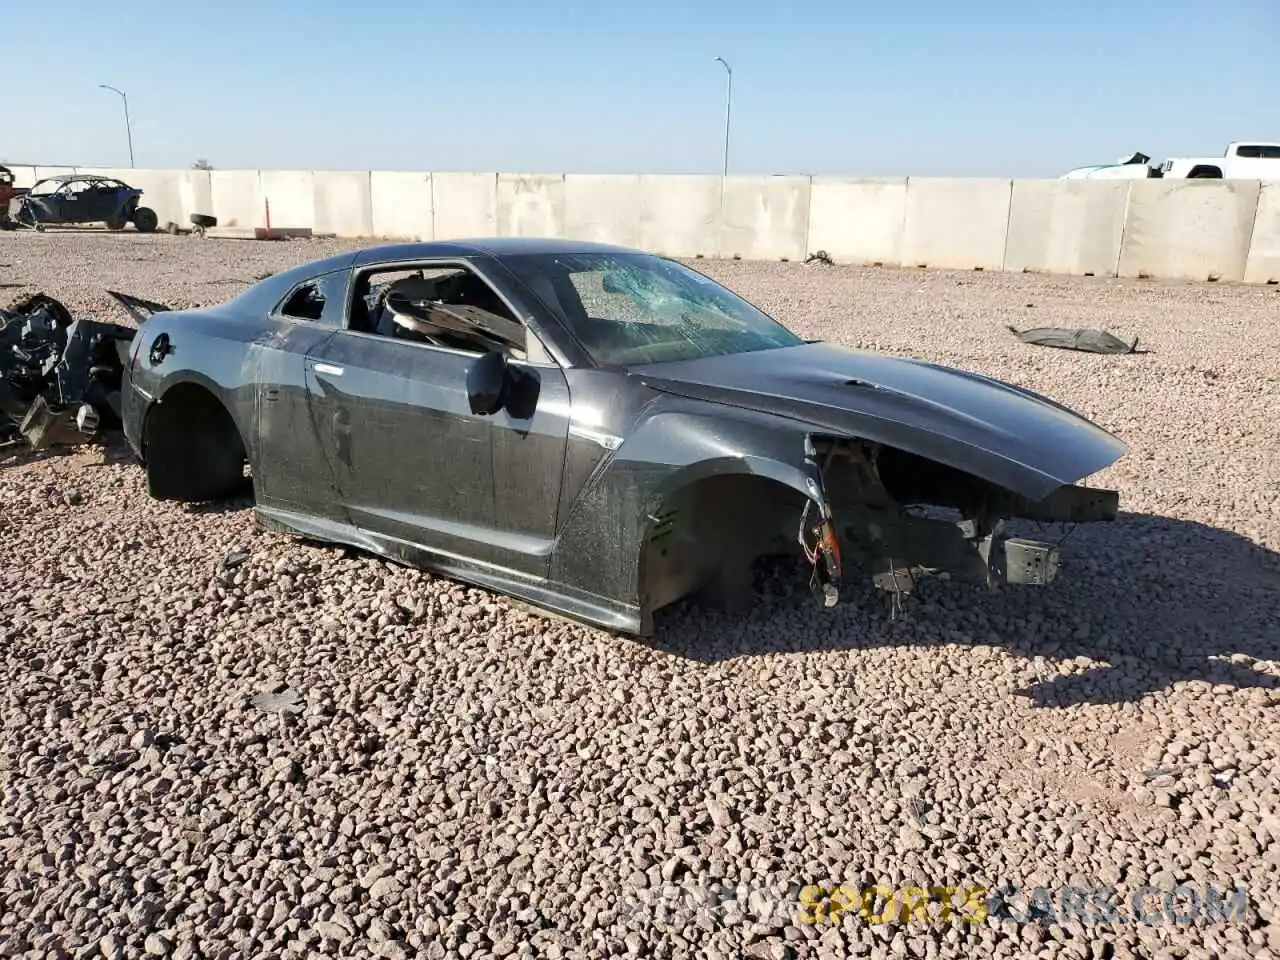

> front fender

[{"left": 548, "top": 399, "right": 820, "bottom": 610}]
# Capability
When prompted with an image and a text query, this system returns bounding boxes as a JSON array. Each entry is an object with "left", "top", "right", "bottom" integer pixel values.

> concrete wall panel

[
  {"left": 1117, "top": 179, "right": 1259, "bottom": 282},
  {"left": 34, "top": 166, "right": 77, "bottom": 181},
  {"left": 806, "top": 177, "right": 907, "bottom": 265},
  {"left": 1244, "top": 181, "right": 1280, "bottom": 284},
  {"left": 313, "top": 170, "right": 372, "bottom": 237},
  {"left": 1004, "top": 180, "right": 1128, "bottom": 276},
  {"left": 564, "top": 175, "right": 644, "bottom": 247},
  {"left": 433, "top": 173, "right": 497, "bottom": 239},
  {"left": 719, "top": 176, "right": 810, "bottom": 261},
  {"left": 901, "top": 178, "right": 1013, "bottom": 270},
  {"left": 637, "top": 175, "right": 720, "bottom": 257},
  {"left": 210, "top": 170, "right": 264, "bottom": 228},
  {"left": 74, "top": 168, "right": 213, "bottom": 228},
  {"left": 370, "top": 171, "right": 434, "bottom": 240},
  {"left": 6, "top": 165, "right": 39, "bottom": 188},
  {"left": 259, "top": 170, "right": 315, "bottom": 230},
  {"left": 498, "top": 174, "right": 565, "bottom": 237}
]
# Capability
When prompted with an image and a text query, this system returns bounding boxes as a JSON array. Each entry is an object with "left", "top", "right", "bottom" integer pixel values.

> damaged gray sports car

[{"left": 121, "top": 239, "right": 1125, "bottom": 635}]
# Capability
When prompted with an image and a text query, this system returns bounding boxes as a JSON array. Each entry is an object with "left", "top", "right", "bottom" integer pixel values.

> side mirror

[{"left": 466, "top": 349, "right": 508, "bottom": 415}]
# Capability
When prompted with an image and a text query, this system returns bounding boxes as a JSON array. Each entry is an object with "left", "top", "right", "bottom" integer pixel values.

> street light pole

[
  {"left": 713, "top": 57, "right": 732, "bottom": 178},
  {"left": 98, "top": 84, "right": 134, "bottom": 168}
]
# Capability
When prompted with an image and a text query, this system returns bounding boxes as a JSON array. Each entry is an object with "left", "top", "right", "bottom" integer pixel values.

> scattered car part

[
  {"left": 0, "top": 292, "right": 138, "bottom": 448},
  {"left": 805, "top": 250, "right": 834, "bottom": 266},
  {"left": 1007, "top": 325, "right": 1139, "bottom": 355},
  {"left": 10, "top": 174, "right": 159, "bottom": 232},
  {"left": 121, "top": 239, "right": 1126, "bottom": 637},
  {"left": 108, "top": 290, "right": 174, "bottom": 325},
  {"left": 189, "top": 213, "right": 218, "bottom": 238},
  {"left": 1061, "top": 151, "right": 1162, "bottom": 180},
  {"left": 0, "top": 165, "right": 31, "bottom": 230}
]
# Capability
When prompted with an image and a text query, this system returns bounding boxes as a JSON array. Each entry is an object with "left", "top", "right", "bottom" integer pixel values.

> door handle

[{"left": 312, "top": 362, "right": 344, "bottom": 377}]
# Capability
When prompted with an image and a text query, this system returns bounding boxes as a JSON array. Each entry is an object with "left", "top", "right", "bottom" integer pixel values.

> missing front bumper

[{"left": 869, "top": 532, "right": 1060, "bottom": 596}]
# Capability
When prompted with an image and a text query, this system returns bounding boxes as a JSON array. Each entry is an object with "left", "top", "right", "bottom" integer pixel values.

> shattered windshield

[{"left": 502, "top": 252, "right": 803, "bottom": 365}]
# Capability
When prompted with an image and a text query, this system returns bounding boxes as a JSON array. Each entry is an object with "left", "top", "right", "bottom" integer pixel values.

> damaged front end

[
  {"left": 0, "top": 293, "right": 141, "bottom": 449},
  {"left": 798, "top": 434, "right": 1118, "bottom": 612}
]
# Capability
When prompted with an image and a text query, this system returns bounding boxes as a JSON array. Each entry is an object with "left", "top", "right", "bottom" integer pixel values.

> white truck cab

[{"left": 1160, "top": 142, "right": 1280, "bottom": 179}]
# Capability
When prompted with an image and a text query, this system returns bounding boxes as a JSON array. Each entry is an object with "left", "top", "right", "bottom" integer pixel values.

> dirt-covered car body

[
  {"left": 12, "top": 174, "right": 158, "bottom": 231},
  {"left": 121, "top": 239, "right": 1126, "bottom": 635}
]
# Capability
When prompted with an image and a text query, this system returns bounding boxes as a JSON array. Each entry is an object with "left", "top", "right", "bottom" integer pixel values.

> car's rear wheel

[
  {"left": 106, "top": 214, "right": 128, "bottom": 230},
  {"left": 132, "top": 207, "right": 159, "bottom": 233}
]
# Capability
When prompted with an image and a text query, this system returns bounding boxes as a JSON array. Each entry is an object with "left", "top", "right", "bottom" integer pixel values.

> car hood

[{"left": 631, "top": 341, "right": 1127, "bottom": 502}]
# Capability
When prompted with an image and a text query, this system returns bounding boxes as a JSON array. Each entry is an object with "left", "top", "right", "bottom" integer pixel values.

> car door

[
  {"left": 59, "top": 181, "right": 93, "bottom": 222},
  {"left": 303, "top": 330, "right": 503, "bottom": 564},
  {"left": 250, "top": 269, "right": 353, "bottom": 525},
  {"left": 302, "top": 259, "right": 572, "bottom": 577},
  {"left": 486, "top": 355, "right": 572, "bottom": 577},
  {"left": 84, "top": 180, "right": 122, "bottom": 223}
]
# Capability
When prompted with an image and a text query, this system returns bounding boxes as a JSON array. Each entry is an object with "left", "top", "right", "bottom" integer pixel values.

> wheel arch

[
  {"left": 140, "top": 375, "right": 254, "bottom": 502},
  {"left": 635, "top": 455, "right": 822, "bottom": 631}
]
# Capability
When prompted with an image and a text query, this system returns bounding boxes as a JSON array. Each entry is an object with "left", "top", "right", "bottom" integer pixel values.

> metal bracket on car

[{"left": 799, "top": 437, "right": 842, "bottom": 608}]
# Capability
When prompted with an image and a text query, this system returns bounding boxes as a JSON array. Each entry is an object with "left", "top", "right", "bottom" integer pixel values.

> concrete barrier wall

[
  {"left": 370, "top": 172, "right": 433, "bottom": 240},
  {"left": 1244, "top": 182, "right": 1280, "bottom": 284},
  {"left": 635, "top": 175, "right": 721, "bottom": 258},
  {"left": 498, "top": 174, "right": 565, "bottom": 238},
  {"left": 259, "top": 170, "right": 316, "bottom": 231},
  {"left": 432, "top": 173, "right": 497, "bottom": 239},
  {"left": 6, "top": 166, "right": 39, "bottom": 188},
  {"left": 1117, "top": 179, "right": 1260, "bottom": 282},
  {"left": 901, "top": 178, "right": 1013, "bottom": 270},
  {"left": 719, "top": 176, "right": 811, "bottom": 261},
  {"left": 4, "top": 163, "right": 1275, "bottom": 286},
  {"left": 806, "top": 177, "right": 907, "bottom": 266},
  {"left": 209, "top": 170, "right": 264, "bottom": 229},
  {"left": 1004, "top": 179, "right": 1129, "bottom": 276},
  {"left": 563, "top": 175, "right": 644, "bottom": 248},
  {"left": 313, "top": 171, "right": 373, "bottom": 237}
]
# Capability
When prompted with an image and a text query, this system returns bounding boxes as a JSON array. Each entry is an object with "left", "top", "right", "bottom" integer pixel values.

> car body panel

[
  {"left": 630, "top": 341, "right": 1127, "bottom": 503},
  {"left": 121, "top": 238, "right": 1128, "bottom": 635}
]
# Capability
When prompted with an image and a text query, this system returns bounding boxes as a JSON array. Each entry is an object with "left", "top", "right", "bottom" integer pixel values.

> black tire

[
  {"left": 132, "top": 207, "right": 159, "bottom": 233},
  {"left": 1188, "top": 166, "right": 1223, "bottom": 179},
  {"left": 106, "top": 214, "right": 128, "bottom": 230},
  {"left": 190, "top": 213, "right": 217, "bottom": 229}
]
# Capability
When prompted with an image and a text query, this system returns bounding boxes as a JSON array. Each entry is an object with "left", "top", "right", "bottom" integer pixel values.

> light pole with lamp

[
  {"left": 98, "top": 84, "right": 135, "bottom": 168},
  {"left": 713, "top": 57, "right": 732, "bottom": 179}
]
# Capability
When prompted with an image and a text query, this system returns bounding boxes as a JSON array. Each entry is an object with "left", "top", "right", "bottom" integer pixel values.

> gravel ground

[{"left": 2, "top": 232, "right": 1279, "bottom": 960}]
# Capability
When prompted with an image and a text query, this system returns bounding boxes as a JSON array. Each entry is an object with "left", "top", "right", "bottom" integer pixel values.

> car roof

[
  {"left": 36, "top": 174, "right": 126, "bottom": 184},
  {"left": 351, "top": 237, "right": 645, "bottom": 265}
]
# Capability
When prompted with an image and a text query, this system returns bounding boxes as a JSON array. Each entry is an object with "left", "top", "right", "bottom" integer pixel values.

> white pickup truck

[
  {"left": 1062, "top": 142, "right": 1280, "bottom": 180},
  {"left": 1159, "top": 142, "right": 1280, "bottom": 179}
]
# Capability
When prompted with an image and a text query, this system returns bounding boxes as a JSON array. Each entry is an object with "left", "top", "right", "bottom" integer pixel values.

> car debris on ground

[
  {"left": 1007, "top": 325, "right": 1140, "bottom": 355},
  {"left": 0, "top": 291, "right": 167, "bottom": 449}
]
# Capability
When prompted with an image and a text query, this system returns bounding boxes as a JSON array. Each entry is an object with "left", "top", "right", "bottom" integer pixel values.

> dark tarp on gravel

[{"left": 1007, "top": 325, "right": 1140, "bottom": 355}]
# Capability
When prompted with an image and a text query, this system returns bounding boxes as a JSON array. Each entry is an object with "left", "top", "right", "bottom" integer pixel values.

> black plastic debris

[
  {"left": 805, "top": 249, "right": 834, "bottom": 266},
  {"left": 1006, "top": 325, "right": 1140, "bottom": 355},
  {"left": 0, "top": 292, "right": 138, "bottom": 448}
]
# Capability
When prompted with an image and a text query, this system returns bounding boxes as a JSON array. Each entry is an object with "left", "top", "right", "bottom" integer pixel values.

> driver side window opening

[{"left": 347, "top": 263, "right": 532, "bottom": 361}]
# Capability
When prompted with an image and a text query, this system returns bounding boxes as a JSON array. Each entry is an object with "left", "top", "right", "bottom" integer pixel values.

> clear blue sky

[{"left": 2, "top": 0, "right": 1275, "bottom": 177}]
